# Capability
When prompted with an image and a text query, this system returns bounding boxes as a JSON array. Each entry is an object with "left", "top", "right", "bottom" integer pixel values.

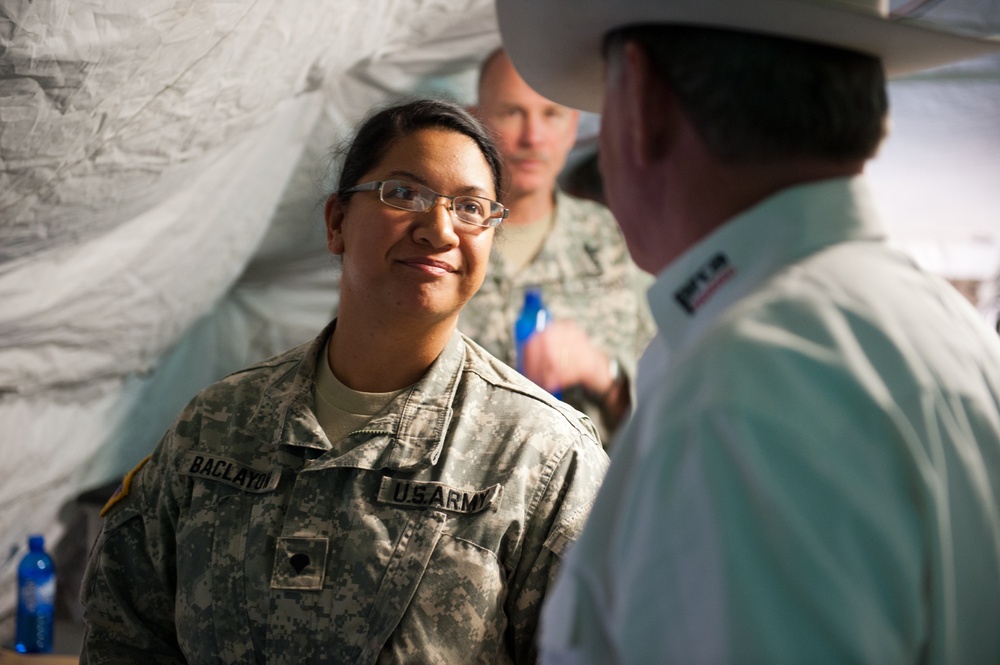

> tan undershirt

[
  {"left": 313, "top": 339, "right": 405, "bottom": 453},
  {"left": 494, "top": 208, "right": 556, "bottom": 272}
]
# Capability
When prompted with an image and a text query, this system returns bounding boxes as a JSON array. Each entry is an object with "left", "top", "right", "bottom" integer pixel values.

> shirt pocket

[
  {"left": 551, "top": 274, "right": 644, "bottom": 355},
  {"left": 379, "top": 533, "right": 507, "bottom": 664},
  {"left": 175, "top": 488, "right": 269, "bottom": 663}
]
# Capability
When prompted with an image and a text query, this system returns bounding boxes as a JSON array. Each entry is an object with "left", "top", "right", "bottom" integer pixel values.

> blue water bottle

[
  {"left": 15, "top": 534, "right": 56, "bottom": 653},
  {"left": 515, "top": 287, "right": 561, "bottom": 398}
]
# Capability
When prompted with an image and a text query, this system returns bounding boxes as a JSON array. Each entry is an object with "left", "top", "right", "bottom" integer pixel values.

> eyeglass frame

[{"left": 342, "top": 179, "right": 508, "bottom": 228}]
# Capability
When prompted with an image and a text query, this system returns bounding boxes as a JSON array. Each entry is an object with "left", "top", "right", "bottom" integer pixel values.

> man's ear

[
  {"left": 621, "top": 41, "right": 675, "bottom": 165},
  {"left": 324, "top": 194, "right": 346, "bottom": 255},
  {"left": 562, "top": 108, "right": 581, "bottom": 153}
]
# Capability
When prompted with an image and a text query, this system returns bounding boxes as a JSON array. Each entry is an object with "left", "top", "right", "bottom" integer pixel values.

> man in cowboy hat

[{"left": 494, "top": 0, "right": 1000, "bottom": 662}]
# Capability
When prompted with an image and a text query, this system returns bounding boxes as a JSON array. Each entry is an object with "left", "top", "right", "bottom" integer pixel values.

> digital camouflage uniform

[
  {"left": 458, "top": 190, "right": 654, "bottom": 444},
  {"left": 81, "top": 324, "right": 609, "bottom": 664}
]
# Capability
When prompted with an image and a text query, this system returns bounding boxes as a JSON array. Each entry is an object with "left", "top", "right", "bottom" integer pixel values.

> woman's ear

[{"left": 325, "top": 194, "right": 346, "bottom": 255}]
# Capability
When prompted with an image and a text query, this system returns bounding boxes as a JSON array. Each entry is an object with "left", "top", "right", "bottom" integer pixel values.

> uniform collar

[
  {"left": 245, "top": 321, "right": 464, "bottom": 472},
  {"left": 648, "top": 176, "right": 887, "bottom": 355},
  {"left": 489, "top": 188, "right": 606, "bottom": 283}
]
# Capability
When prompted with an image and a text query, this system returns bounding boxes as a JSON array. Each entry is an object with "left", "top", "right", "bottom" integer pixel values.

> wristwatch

[{"left": 599, "top": 356, "right": 621, "bottom": 401}]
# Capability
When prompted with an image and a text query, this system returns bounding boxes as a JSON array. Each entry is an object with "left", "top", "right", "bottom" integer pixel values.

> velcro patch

[
  {"left": 180, "top": 451, "right": 280, "bottom": 493},
  {"left": 271, "top": 537, "right": 328, "bottom": 590},
  {"left": 378, "top": 477, "right": 501, "bottom": 514},
  {"left": 100, "top": 454, "right": 152, "bottom": 517}
]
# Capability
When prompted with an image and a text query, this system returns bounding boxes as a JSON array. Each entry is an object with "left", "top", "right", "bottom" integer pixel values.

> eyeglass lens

[{"left": 380, "top": 180, "right": 500, "bottom": 226}]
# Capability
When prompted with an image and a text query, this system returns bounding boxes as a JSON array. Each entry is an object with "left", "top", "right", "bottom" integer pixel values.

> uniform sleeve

[
  {"left": 507, "top": 433, "right": 609, "bottom": 663},
  {"left": 80, "top": 439, "right": 185, "bottom": 664},
  {"left": 575, "top": 225, "right": 656, "bottom": 443}
]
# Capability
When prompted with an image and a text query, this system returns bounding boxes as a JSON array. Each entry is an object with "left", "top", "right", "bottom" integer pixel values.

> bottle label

[{"left": 19, "top": 578, "right": 55, "bottom": 612}]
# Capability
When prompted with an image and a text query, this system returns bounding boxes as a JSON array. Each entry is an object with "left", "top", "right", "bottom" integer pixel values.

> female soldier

[{"left": 80, "top": 99, "right": 608, "bottom": 664}]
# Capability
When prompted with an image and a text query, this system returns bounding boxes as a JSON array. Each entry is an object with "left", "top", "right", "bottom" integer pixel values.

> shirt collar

[
  {"left": 648, "top": 176, "right": 887, "bottom": 355},
  {"left": 249, "top": 321, "right": 464, "bottom": 472},
  {"left": 488, "top": 189, "right": 605, "bottom": 283}
]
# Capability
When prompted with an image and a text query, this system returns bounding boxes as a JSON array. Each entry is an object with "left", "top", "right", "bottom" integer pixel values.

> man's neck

[
  {"left": 504, "top": 186, "right": 557, "bottom": 226},
  {"left": 690, "top": 158, "right": 865, "bottom": 247},
  {"left": 638, "top": 145, "right": 865, "bottom": 274}
]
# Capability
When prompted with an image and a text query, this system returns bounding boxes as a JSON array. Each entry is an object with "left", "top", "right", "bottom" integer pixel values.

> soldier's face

[
  {"left": 326, "top": 128, "right": 496, "bottom": 327},
  {"left": 477, "top": 52, "right": 578, "bottom": 203}
]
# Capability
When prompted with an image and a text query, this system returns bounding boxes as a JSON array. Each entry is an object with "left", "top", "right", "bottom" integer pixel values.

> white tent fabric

[
  {"left": 871, "top": 63, "right": 1000, "bottom": 283},
  {"left": 0, "top": 0, "right": 997, "bottom": 637}
]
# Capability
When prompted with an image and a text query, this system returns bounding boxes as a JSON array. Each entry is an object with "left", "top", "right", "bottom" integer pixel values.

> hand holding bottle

[
  {"left": 518, "top": 320, "right": 619, "bottom": 398},
  {"left": 515, "top": 288, "right": 620, "bottom": 402}
]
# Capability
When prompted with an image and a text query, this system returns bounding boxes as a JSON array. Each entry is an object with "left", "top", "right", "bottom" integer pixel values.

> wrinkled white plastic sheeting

[
  {"left": 872, "top": 58, "right": 1000, "bottom": 283},
  {"left": 862, "top": 0, "right": 1000, "bottom": 290},
  {"left": 0, "top": 0, "right": 499, "bottom": 627}
]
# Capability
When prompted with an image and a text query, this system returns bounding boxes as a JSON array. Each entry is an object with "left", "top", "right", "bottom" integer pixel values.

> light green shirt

[{"left": 541, "top": 177, "right": 1000, "bottom": 664}]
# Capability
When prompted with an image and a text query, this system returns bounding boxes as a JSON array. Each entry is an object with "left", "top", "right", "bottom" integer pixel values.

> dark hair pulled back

[{"left": 335, "top": 98, "right": 505, "bottom": 203}]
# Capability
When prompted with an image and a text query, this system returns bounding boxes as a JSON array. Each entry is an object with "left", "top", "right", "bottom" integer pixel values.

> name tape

[
  {"left": 378, "top": 477, "right": 502, "bottom": 515},
  {"left": 180, "top": 452, "right": 280, "bottom": 493}
]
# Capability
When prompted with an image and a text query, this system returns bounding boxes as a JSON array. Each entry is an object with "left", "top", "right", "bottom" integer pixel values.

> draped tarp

[{"left": 0, "top": 0, "right": 997, "bottom": 636}]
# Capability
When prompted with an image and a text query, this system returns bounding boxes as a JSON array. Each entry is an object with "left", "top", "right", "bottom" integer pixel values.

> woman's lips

[{"left": 399, "top": 257, "right": 456, "bottom": 275}]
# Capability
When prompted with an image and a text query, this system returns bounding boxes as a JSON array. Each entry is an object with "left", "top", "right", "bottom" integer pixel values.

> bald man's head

[{"left": 474, "top": 49, "right": 579, "bottom": 203}]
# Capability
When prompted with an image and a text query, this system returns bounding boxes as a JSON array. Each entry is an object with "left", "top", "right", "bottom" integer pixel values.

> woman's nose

[{"left": 413, "top": 196, "right": 460, "bottom": 248}]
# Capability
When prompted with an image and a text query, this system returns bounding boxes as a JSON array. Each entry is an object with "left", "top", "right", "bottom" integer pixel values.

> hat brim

[{"left": 497, "top": 0, "right": 1000, "bottom": 113}]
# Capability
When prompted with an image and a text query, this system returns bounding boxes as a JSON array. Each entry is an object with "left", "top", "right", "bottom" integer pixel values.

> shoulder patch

[{"left": 100, "top": 454, "right": 152, "bottom": 517}]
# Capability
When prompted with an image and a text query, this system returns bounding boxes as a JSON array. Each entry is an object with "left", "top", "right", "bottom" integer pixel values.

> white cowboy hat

[{"left": 496, "top": 0, "right": 1000, "bottom": 113}]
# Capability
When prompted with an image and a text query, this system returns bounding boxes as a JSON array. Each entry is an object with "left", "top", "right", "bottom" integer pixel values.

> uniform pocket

[
  {"left": 378, "top": 533, "right": 508, "bottom": 664},
  {"left": 175, "top": 490, "right": 261, "bottom": 662}
]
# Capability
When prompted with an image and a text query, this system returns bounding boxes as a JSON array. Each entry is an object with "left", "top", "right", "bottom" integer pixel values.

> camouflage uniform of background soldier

[
  {"left": 81, "top": 323, "right": 608, "bottom": 664},
  {"left": 459, "top": 190, "right": 655, "bottom": 444}
]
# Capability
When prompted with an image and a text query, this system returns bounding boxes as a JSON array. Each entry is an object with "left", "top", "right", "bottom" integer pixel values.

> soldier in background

[
  {"left": 80, "top": 99, "right": 608, "bottom": 664},
  {"left": 460, "top": 48, "right": 654, "bottom": 445}
]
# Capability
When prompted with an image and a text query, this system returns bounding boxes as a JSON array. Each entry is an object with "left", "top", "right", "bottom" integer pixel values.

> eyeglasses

[{"left": 343, "top": 179, "right": 508, "bottom": 228}]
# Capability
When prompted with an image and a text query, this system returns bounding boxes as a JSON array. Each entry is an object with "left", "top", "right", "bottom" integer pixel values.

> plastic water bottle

[
  {"left": 15, "top": 534, "right": 56, "bottom": 654},
  {"left": 514, "top": 287, "right": 561, "bottom": 398}
]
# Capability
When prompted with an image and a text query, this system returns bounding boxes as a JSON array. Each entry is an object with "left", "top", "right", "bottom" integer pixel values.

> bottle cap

[
  {"left": 524, "top": 287, "right": 543, "bottom": 309},
  {"left": 28, "top": 534, "right": 44, "bottom": 550}
]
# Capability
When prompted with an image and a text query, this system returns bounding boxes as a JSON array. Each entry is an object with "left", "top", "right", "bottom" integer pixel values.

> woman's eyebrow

[
  {"left": 383, "top": 169, "right": 492, "bottom": 197},
  {"left": 384, "top": 169, "right": 424, "bottom": 184}
]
